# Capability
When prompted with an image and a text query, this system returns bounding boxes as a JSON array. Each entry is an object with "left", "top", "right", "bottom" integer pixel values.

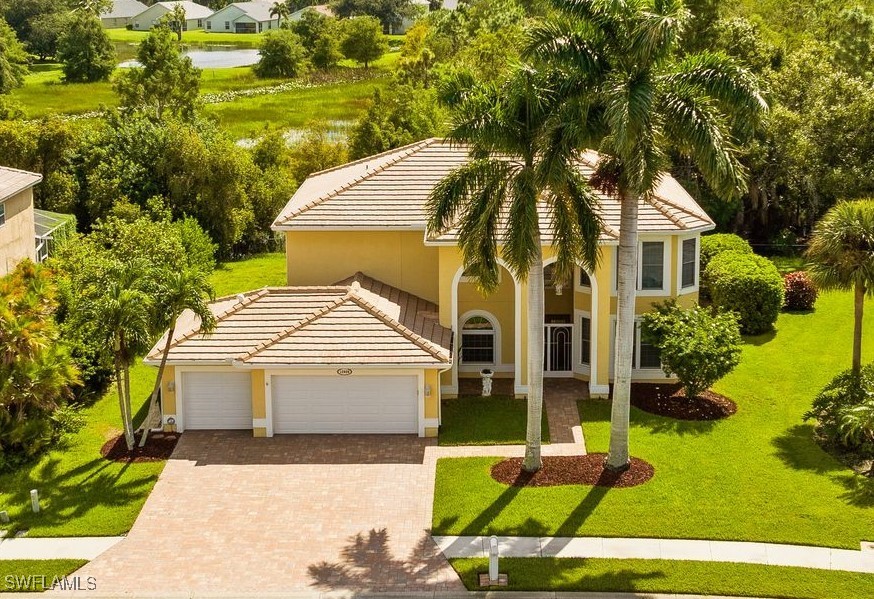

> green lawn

[
  {"left": 433, "top": 290, "right": 874, "bottom": 548},
  {"left": 106, "top": 28, "right": 265, "bottom": 46},
  {"left": 210, "top": 252, "right": 286, "bottom": 296},
  {"left": 439, "top": 396, "right": 550, "bottom": 446},
  {"left": 0, "top": 363, "right": 161, "bottom": 537},
  {"left": 0, "top": 560, "right": 88, "bottom": 592},
  {"left": 450, "top": 558, "right": 874, "bottom": 598}
]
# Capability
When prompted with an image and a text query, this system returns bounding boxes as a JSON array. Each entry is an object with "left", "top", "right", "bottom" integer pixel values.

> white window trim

[
  {"left": 609, "top": 317, "right": 669, "bottom": 379},
  {"left": 0, "top": 202, "right": 6, "bottom": 227},
  {"left": 458, "top": 309, "right": 502, "bottom": 372},
  {"left": 676, "top": 234, "right": 701, "bottom": 295},
  {"left": 573, "top": 309, "right": 592, "bottom": 375},
  {"left": 611, "top": 236, "right": 672, "bottom": 297},
  {"left": 575, "top": 267, "right": 593, "bottom": 293}
]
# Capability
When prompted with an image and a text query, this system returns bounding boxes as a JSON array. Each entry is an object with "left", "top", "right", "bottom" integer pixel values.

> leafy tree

[
  {"left": 270, "top": 1, "right": 291, "bottom": 27},
  {"left": 57, "top": 11, "right": 115, "bottom": 82},
  {"left": 828, "top": 6, "right": 874, "bottom": 79},
  {"left": 530, "top": 0, "right": 765, "bottom": 470},
  {"left": 340, "top": 16, "right": 387, "bottom": 68},
  {"left": 2, "top": 0, "right": 65, "bottom": 45},
  {"left": 290, "top": 10, "right": 342, "bottom": 68},
  {"left": 0, "top": 261, "right": 80, "bottom": 469},
  {"left": 311, "top": 33, "right": 343, "bottom": 69},
  {"left": 427, "top": 66, "right": 603, "bottom": 472},
  {"left": 159, "top": 2, "right": 188, "bottom": 42},
  {"left": 806, "top": 199, "right": 874, "bottom": 376},
  {"left": 0, "top": 17, "right": 28, "bottom": 94},
  {"left": 349, "top": 84, "right": 443, "bottom": 158},
  {"left": 287, "top": 123, "right": 348, "bottom": 181},
  {"left": 26, "top": 11, "right": 70, "bottom": 61},
  {"left": 331, "top": 0, "right": 413, "bottom": 31},
  {"left": 641, "top": 300, "right": 742, "bottom": 400},
  {"left": 254, "top": 28, "right": 307, "bottom": 78},
  {"left": 114, "top": 25, "right": 201, "bottom": 120}
]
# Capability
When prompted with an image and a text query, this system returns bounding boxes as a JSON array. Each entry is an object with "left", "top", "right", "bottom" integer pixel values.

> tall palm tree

[
  {"left": 271, "top": 1, "right": 291, "bottom": 27},
  {"left": 806, "top": 199, "right": 874, "bottom": 376},
  {"left": 138, "top": 267, "right": 217, "bottom": 447},
  {"left": 94, "top": 267, "right": 153, "bottom": 450},
  {"left": 428, "top": 66, "right": 603, "bottom": 472},
  {"left": 528, "top": 0, "right": 766, "bottom": 470}
]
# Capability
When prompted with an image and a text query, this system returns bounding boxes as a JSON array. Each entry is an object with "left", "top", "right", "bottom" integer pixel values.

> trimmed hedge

[
  {"left": 700, "top": 233, "right": 753, "bottom": 272},
  {"left": 705, "top": 251, "right": 784, "bottom": 335},
  {"left": 783, "top": 271, "right": 818, "bottom": 311}
]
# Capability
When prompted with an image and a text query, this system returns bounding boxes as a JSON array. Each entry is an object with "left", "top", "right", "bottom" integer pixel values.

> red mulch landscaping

[
  {"left": 631, "top": 383, "right": 737, "bottom": 420},
  {"left": 491, "top": 453, "right": 654, "bottom": 488},
  {"left": 100, "top": 431, "right": 180, "bottom": 463}
]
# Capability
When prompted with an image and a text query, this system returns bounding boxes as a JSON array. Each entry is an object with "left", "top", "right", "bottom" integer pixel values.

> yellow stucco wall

[
  {"left": 0, "top": 189, "right": 35, "bottom": 276},
  {"left": 161, "top": 365, "right": 177, "bottom": 432},
  {"left": 285, "top": 230, "right": 439, "bottom": 303},
  {"left": 424, "top": 369, "right": 441, "bottom": 419},
  {"left": 457, "top": 270, "right": 515, "bottom": 371},
  {"left": 251, "top": 370, "right": 266, "bottom": 437}
]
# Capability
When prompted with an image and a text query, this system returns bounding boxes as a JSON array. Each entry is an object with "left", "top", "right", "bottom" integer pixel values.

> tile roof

[
  {"left": 0, "top": 166, "right": 42, "bottom": 203},
  {"left": 154, "top": 1, "right": 213, "bottom": 19},
  {"left": 226, "top": 0, "right": 275, "bottom": 22},
  {"left": 272, "top": 138, "right": 714, "bottom": 242},
  {"left": 145, "top": 274, "right": 452, "bottom": 367},
  {"left": 101, "top": 0, "right": 149, "bottom": 19}
]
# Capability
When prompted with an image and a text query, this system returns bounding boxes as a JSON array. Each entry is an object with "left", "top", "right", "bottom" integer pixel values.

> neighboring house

[
  {"left": 100, "top": 0, "right": 149, "bottom": 28},
  {"left": 131, "top": 1, "right": 213, "bottom": 32},
  {"left": 148, "top": 139, "right": 713, "bottom": 438},
  {"left": 205, "top": 1, "right": 279, "bottom": 33},
  {"left": 288, "top": 4, "right": 333, "bottom": 22},
  {"left": 0, "top": 167, "right": 42, "bottom": 276}
]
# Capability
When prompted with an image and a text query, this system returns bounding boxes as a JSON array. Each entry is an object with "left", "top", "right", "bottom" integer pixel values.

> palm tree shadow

[
  {"left": 771, "top": 424, "right": 843, "bottom": 474},
  {"left": 834, "top": 473, "right": 874, "bottom": 508}
]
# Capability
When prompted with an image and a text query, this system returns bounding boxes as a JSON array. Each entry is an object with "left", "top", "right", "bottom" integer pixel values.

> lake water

[{"left": 119, "top": 48, "right": 261, "bottom": 69}]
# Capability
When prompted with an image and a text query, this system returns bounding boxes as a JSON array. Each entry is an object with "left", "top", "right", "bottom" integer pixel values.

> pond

[{"left": 118, "top": 47, "right": 261, "bottom": 69}]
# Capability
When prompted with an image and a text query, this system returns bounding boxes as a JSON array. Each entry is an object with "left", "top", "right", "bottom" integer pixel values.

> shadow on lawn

[
  {"left": 834, "top": 473, "right": 874, "bottom": 508},
  {"left": 742, "top": 330, "right": 778, "bottom": 346},
  {"left": 771, "top": 424, "right": 843, "bottom": 475}
]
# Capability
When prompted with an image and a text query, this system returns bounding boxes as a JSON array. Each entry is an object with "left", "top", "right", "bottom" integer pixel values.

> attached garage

[
  {"left": 271, "top": 374, "right": 418, "bottom": 434},
  {"left": 181, "top": 371, "right": 252, "bottom": 430}
]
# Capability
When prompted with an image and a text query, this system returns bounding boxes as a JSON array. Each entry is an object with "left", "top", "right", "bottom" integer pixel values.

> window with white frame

[
  {"left": 613, "top": 321, "right": 663, "bottom": 370},
  {"left": 225, "top": 21, "right": 230, "bottom": 29},
  {"left": 640, "top": 241, "right": 664, "bottom": 290},
  {"left": 681, "top": 238, "right": 697, "bottom": 288},
  {"left": 0, "top": 202, "right": 5, "bottom": 226},
  {"left": 579, "top": 315, "right": 591, "bottom": 365},
  {"left": 460, "top": 316, "right": 495, "bottom": 364},
  {"left": 206, "top": 20, "right": 212, "bottom": 29}
]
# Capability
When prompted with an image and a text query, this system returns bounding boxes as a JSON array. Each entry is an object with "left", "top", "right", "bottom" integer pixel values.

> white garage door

[
  {"left": 182, "top": 371, "right": 252, "bottom": 430},
  {"left": 271, "top": 375, "right": 418, "bottom": 434}
]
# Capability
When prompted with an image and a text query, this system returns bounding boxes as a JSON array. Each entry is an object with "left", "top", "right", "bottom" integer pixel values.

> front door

[{"left": 544, "top": 324, "right": 572, "bottom": 376}]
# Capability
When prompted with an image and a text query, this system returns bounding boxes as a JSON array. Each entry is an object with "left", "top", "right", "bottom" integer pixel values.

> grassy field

[
  {"left": 106, "top": 28, "right": 265, "bottom": 46},
  {"left": 0, "top": 560, "right": 88, "bottom": 593},
  {"left": 450, "top": 558, "right": 874, "bottom": 598},
  {"left": 433, "top": 290, "right": 874, "bottom": 549},
  {"left": 439, "top": 396, "right": 550, "bottom": 446},
  {"left": 210, "top": 252, "right": 287, "bottom": 296}
]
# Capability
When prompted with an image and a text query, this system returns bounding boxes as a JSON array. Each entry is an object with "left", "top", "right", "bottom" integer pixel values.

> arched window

[
  {"left": 579, "top": 269, "right": 591, "bottom": 288},
  {"left": 460, "top": 316, "right": 495, "bottom": 364}
]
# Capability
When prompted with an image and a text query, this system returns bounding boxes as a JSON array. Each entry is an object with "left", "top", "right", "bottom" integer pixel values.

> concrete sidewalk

[
  {"left": 0, "top": 536, "right": 123, "bottom": 560},
  {"left": 434, "top": 535, "right": 874, "bottom": 574}
]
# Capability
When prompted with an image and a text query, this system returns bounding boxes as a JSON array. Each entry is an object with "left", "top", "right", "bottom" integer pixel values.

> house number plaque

[{"left": 337, "top": 368, "right": 353, "bottom": 376}]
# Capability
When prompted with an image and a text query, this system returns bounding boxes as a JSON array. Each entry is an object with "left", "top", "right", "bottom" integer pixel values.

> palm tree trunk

[
  {"left": 114, "top": 350, "right": 134, "bottom": 451},
  {"left": 853, "top": 282, "right": 865, "bottom": 377},
  {"left": 606, "top": 190, "right": 639, "bottom": 472},
  {"left": 522, "top": 238, "right": 545, "bottom": 473},
  {"left": 139, "top": 324, "right": 176, "bottom": 447},
  {"left": 123, "top": 361, "right": 135, "bottom": 447}
]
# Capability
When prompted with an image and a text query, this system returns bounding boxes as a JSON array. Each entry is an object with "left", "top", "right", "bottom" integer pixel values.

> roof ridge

[
  {"left": 236, "top": 291, "right": 351, "bottom": 362},
  {"left": 277, "top": 138, "right": 438, "bottom": 225},
  {"left": 346, "top": 291, "right": 449, "bottom": 361},
  {"left": 650, "top": 185, "right": 712, "bottom": 223}
]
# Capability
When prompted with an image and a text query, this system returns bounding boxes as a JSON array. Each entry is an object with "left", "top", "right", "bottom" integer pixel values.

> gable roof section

[
  {"left": 101, "top": 0, "right": 149, "bottom": 19},
  {"left": 212, "top": 0, "right": 276, "bottom": 22},
  {"left": 272, "top": 138, "right": 714, "bottom": 241},
  {"left": 154, "top": 1, "right": 213, "bottom": 19},
  {"left": 144, "top": 274, "right": 452, "bottom": 367},
  {"left": 0, "top": 167, "right": 42, "bottom": 203}
]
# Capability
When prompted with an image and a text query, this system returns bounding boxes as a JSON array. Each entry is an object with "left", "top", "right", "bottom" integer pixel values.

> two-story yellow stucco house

[{"left": 149, "top": 139, "right": 714, "bottom": 438}]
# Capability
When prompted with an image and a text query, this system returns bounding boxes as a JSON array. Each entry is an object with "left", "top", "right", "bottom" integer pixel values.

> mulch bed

[
  {"left": 631, "top": 383, "right": 737, "bottom": 421},
  {"left": 100, "top": 431, "right": 180, "bottom": 463},
  {"left": 490, "top": 453, "right": 654, "bottom": 488}
]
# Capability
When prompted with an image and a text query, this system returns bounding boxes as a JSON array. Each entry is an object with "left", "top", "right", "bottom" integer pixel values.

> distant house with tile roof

[
  {"left": 100, "top": 0, "right": 149, "bottom": 28},
  {"left": 147, "top": 138, "right": 714, "bottom": 439},
  {"left": 131, "top": 1, "right": 213, "bottom": 32},
  {"left": 205, "top": 1, "right": 280, "bottom": 33}
]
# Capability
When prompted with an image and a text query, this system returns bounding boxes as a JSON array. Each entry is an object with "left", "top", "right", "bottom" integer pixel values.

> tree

[
  {"left": 270, "top": 1, "right": 291, "bottom": 27},
  {"left": 57, "top": 11, "right": 115, "bottom": 82},
  {"left": 287, "top": 122, "right": 348, "bottom": 181},
  {"left": 427, "top": 66, "right": 603, "bottom": 472},
  {"left": 530, "top": 0, "right": 765, "bottom": 470},
  {"left": 27, "top": 11, "right": 70, "bottom": 61},
  {"left": 114, "top": 26, "right": 201, "bottom": 120},
  {"left": 349, "top": 84, "right": 443, "bottom": 158},
  {"left": 290, "top": 9, "right": 342, "bottom": 68},
  {"left": 340, "top": 16, "right": 387, "bottom": 68},
  {"left": 161, "top": 2, "right": 187, "bottom": 42},
  {"left": 0, "top": 17, "right": 28, "bottom": 94},
  {"left": 829, "top": 6, "right": 874, "bottom": 79},
  {"left": 254, "top": 29, "right": 307, "bottom": 78},
  {"left": 641, "top": 300, "right": 742, "bottom": 400},
  {"left": 806, "top": 199, "right": 874, "bottom": 376},
  {"left": 139, "top": 267, "right": 216, "bottom": 447},
  {"left": 330, "top": 0, "right": 413, "bottom": 31}
]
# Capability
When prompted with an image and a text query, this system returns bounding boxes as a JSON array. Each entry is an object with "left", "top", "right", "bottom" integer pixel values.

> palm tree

[
  {"left": 806, "top": 199, "right": 874, "bottom": 376},
  {"left": 93, "top": 267, "right": 153, "bottom": 450},
  {"left": 528, "top": 0, "right": 766, "bottom": 470},
  {"left": 428, "top": 66, "right": 603, "bottom": 472},
  {"left": 138, "top": 267, "right": 216, "bottom": 447},
  {"left": 271, "top": 1, "right": 291, "bottom": 27}
]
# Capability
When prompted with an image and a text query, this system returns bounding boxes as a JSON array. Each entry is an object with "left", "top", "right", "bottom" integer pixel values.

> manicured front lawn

[
  {"left": 450, "top": 558, "right": 874, "bottom": 598},
  {"left": 0, "top": 560, "right": 87, "bottom": 593},
  {"left": 106, "top": 29, "right": 265, "bottom": 45},
  {"left": 433, "top": 291, "right": 874, "bottom": 548},
  {"left": 0, "top": 363, "right": 161, "bottom": 537},
  {"left": 439, "top": 396, "right": 550, "bottom": 446},
  {"left": 210, "top": 252, "right": 286, "bottom": 296}
]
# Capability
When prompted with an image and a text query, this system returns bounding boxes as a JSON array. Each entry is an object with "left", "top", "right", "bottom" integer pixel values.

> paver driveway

[{"left": 71, "top": 432, "right": 464, "bottom": 595}]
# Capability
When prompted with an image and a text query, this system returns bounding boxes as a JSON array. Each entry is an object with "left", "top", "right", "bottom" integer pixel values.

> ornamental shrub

[
  {"left": 641, "top": 300, "right": 742, "bottom": 400},
  {"left": 783, "top": 271, "right": 818, "bottom": 311},
  {"left": 700, "top": 233, "right": 753, "bottom": 272},
  {"left": 705, "top": 251, "right": 784, "bottom": 335},
  {"left": 805, "top": 363, "right": 874, "bottom": 459}
]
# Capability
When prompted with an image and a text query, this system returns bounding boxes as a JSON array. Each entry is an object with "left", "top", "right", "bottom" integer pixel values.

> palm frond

[{"left": 502, "top": 169, "right": 541, "bottom": 282}]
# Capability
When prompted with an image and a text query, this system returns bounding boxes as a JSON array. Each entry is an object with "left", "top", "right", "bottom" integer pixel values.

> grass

[
  {"left": 210, "top": 252, "right": 286, "bottom": 296},
  {"left": 106, "top": 29, "right": 265, "bottom": 46},
  {"left": 772, "top": 255, "right": 806, "bottom": 274},
  {"left": 433, "top": 290, "right": 874, "bottom": 548},
  {"left": 0, "top": 363, "right": 162, "bottom": 537},
  {"left": 0, "top": 560, "right": 88, "bottom": 592},
  {"left": 439, "top": 396, "right": 550, "bottom": 446},
  {"left": 450, "top": 558, "right": 874, "bottom": 598}
]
